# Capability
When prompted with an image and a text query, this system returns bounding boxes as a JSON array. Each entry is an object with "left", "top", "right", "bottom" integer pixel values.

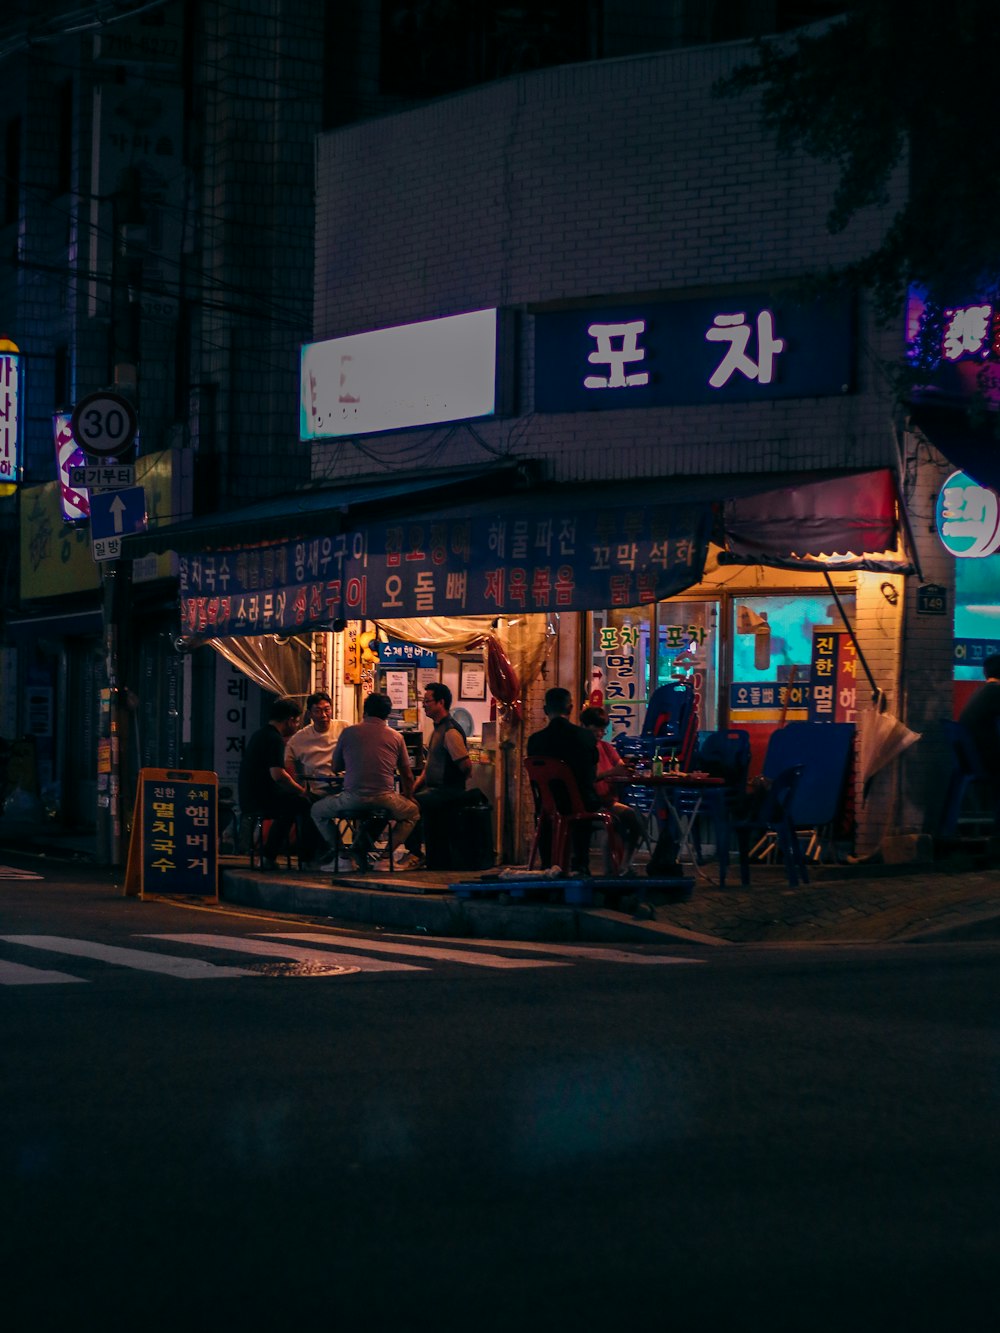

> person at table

[
  {"left": 310, "top": 691, "right": 419, "bottom": 872},
  {"left": 958, "top": 654, "right": 1000, "bottom": 780},
  {"left": 238, "top": 696, "right": 325, "bottom": 870},
  {"left": 400, "top": 681, "right": 473, "bottom": 870},
  {"left": 580, "top": 705, "right": 645, "bottom": 871},
  {"left": 526, "top": 686, "right": 599, "bottom": 874},
  {"left": 284, "top": 690, "right": 347, "bottom": 788}
]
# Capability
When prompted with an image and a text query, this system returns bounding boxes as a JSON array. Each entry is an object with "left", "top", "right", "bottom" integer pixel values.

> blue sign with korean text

[
  {"left": 730, "top": 681, "right": 812, "bottom": 712},
  {"left": 379, "top": 641, "right": 438, "bottom": 666},
  {"left": 179, "top": 500, "right": 713, "bottom": 639},
  {"left": 534, "top": 291, "right": 853, "bottom": 411},
  {"left": 125, "top": 768, "right": 218, "bottom": 898},
  {"left": 955, "top": 637, "right": 1000, "bottom": 665}
]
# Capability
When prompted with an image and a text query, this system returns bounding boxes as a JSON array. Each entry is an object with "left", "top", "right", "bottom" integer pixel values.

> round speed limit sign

[{"left": 70, "top": 390, "right": 138, "bottom": 459}]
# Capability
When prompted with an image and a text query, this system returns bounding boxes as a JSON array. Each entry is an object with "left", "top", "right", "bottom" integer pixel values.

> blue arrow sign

[{"left": 90, "top": 485, "right": 147, "bottom": 541}]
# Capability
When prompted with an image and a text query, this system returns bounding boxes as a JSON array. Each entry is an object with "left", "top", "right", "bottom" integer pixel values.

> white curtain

[
  {"left": 373, "top": 614, "right": 554, "bottom": 702},
  {"left": 207, "top": 635, "right": 311, "bottom": 699}
]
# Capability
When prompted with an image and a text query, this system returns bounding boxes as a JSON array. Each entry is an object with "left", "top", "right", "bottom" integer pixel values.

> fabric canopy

[
  {"left": 908, "top": 404, "right": 1000, "bottom": 494},
  {"left": 722, "top": 469, "right": 914, "bottom": 573}
]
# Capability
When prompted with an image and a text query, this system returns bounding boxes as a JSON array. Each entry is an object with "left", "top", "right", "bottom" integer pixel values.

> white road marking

[
  {"left": 0, "top": 936, "right": 255, "bottom": 979},
  {"left": 382, "top": 938, "right": 705, "bottom": 965},
  {"left": 261, "top": 932, "right": 569, "bottom": 970},
  {"left": 0, "top": 959, "right": 87, "bottom": 986},
  {"left": 0, "top": 865, "right": 43, "bottom": 880},
  {"left": 142, "top": 934, "right": 424, "bottom": 973}
]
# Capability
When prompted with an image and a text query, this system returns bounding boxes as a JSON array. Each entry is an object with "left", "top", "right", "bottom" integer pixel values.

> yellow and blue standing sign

[{"left": 124, "top": 768, "right": 218, "bottom": 899}]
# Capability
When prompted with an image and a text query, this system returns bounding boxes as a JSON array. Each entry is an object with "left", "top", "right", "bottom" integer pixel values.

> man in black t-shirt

[
  {"left": 238, "top": 697, "right": 322, "bottom": 869},
  {"left": 526, "top": 686, "right": 599, "bottom": 873}
]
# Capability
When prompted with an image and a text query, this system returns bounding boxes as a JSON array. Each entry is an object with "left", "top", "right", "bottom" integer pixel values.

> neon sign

[
  {"left": 936, "top": 470, "right": 1000, "bottom": 558},
  {"left": 0, "top": 338, "right": 21, "bottom": 494}
]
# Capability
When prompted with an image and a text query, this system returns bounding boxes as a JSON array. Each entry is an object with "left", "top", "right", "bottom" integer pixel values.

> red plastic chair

[{"left": 524, "top": 755, "right": 625, "bottom": 875}]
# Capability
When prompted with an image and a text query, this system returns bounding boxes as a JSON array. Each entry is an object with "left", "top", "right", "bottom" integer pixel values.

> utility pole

[{"left": 96, "top": 170, "right": 143, "bottom": 867}]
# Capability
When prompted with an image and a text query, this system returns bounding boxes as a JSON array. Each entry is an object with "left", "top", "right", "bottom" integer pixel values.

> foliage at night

[{"left": 716, "top": 2, "right": 1000, "bottom": 322}]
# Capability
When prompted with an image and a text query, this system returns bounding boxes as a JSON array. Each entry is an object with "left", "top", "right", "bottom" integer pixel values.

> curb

[{"left": 221, "top": 867, "right": 723, "bottom": 945}]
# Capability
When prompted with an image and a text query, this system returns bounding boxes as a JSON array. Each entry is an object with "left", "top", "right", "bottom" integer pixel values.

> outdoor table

[{"left": 607, "top": 770, "right": 728, "bottom": 879}]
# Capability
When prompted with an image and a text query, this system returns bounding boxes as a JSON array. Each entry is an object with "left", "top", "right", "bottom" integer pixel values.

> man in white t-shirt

[{"left": 284, "top": 690, "right": 347, "bottom": 784}]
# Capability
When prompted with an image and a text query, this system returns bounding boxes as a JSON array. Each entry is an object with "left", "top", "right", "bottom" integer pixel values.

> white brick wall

[
  {"left": 313, "top": 39, "right": 904, "bottom": 490},
  {"left": 313, "top": 40, "right": 955, "bottom": 850}
]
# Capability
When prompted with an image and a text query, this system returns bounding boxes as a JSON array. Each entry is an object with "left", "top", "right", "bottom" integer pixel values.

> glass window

[
  {"left": 954, "top": 554, "right": 1000, "bottom": 681},
  {"left": 590, "top": 600, "right": 718, "bottom": 736},
  {"left": 656, "top": 601, "right": 718, "bottom": 731},
  {"left": 731, "top": 592, "right": 853, "bottom": 723},
  {"left": 590, "top": 607, "right": 651, "bottom": 737}
]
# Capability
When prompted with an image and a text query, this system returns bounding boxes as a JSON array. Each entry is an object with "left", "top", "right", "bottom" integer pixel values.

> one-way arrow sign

[{"left": 89, "top": 485, "right": 147, "bottom": 561}]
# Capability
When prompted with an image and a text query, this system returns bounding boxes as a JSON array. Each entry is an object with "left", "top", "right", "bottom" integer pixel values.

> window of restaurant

[
  {"left": 589, "top": 600, "right": 718, "bottom": 736},
  {"left": 729, "top": 590, "right": 854, "bottom": 727},
  {"left": 954, "top": 553, "right": 1000, "bottom": 682},
  {"left": 590, "top": 589, "right": 852, "bottom": 739}
]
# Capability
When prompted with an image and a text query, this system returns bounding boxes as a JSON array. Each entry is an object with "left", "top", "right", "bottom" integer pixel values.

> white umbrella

[{"left": 859, "top": 691, "right": 921, "bottom": 800}]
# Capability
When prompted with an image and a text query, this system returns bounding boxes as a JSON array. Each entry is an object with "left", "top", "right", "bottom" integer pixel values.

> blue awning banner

[{"left": 179, "top": 497, "right": 713, "bottom": 638}]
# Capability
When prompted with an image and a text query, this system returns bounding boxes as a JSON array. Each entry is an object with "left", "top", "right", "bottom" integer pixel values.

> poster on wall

[{"left": 808, "top": 630, "right": 858, "bottom": 724}]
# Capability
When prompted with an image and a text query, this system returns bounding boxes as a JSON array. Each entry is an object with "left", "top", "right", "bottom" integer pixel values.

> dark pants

[
  {"left": 406, "top": 786, "right": 467, "bottom": 867},
  {"left": 259, "top": 792, "right": 322, "bottom": 861}
]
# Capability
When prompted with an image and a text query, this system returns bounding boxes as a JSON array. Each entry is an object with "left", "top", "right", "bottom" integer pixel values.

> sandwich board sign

[{"left": 123, "top": 768, "right": 218, "bottom": 899}]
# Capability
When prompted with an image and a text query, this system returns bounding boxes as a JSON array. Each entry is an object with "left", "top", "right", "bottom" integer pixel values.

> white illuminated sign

[
  {"left": 300, "top": 308, "right": 498, "bottom": 439},
  {"left": 0, "top": 348, "right": 21, "bottom": 487},
  {"left": 936, "top": 471, "right": 1000, "bottom": 559}
]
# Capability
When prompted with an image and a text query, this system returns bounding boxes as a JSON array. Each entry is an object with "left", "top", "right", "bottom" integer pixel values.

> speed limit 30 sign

[{"left": 70, "top": 390, "right": 138, "bottom": 459}]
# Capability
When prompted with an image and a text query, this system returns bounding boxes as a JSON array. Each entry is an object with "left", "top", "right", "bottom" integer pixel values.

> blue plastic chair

[
  {"left": 939, "top": 720, "right": 1000, "bottom": 837},
  {"left": 729, "top": 764, "right": 809, "bottom": 887}
]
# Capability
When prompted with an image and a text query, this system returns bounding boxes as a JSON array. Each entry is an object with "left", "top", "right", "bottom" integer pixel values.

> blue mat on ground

[{"left": 449, "top": 876, "right": 695, "bottom": 906}]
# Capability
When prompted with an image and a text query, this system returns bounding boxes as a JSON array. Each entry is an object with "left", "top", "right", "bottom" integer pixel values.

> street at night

[{"left": 3, "top": 865, "right": 999, "bottom": 1329}]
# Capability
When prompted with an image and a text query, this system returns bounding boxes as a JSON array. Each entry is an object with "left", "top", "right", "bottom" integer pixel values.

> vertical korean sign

[
  {"left": 0, "top": 339, "right": 21, "bottom": 495},
  {"left": 808, "top": 630, "right": 858, "bottom": 724},
  {"left": 123, "top": 768, "right": 218, "bottom": 898}
]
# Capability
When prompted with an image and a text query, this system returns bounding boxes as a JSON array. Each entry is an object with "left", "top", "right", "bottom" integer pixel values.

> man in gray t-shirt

[{"left": 310, "top": 692, "right": 418, "bottom": 870}]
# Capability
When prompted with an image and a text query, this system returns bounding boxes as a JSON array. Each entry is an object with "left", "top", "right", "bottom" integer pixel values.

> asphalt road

[{"left": 3, "top": 864, "right": 999, "bottom": 1330}]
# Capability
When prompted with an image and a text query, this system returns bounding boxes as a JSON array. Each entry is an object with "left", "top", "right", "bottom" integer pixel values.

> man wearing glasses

[
  {"left": 398, "top": 682, "right": 473, "bottom": 870},
  {"left": 284, "top": 690, "right": 346, "bottom": 786}
]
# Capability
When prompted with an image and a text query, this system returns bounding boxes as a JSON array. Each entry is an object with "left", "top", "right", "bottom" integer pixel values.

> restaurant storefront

[{"left": 122, "top": 460, "right": 913, "bottom": 863}]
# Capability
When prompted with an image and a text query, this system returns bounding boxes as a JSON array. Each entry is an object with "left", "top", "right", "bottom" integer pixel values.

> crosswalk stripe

[
  {"left": 142, "top": 934, "right": 424, "bottom": 973},
  {"left": 0, "top": 936, "right": 255, "bottom": 980},
  {"left": 0, "top": 959, "right": 87, "bottom": 986},
  {"left": 261, "top": 932, "right": 569, "bottom": 970},
  {"left": 402, "top": 939, "right": 704, "bottom": 965}
]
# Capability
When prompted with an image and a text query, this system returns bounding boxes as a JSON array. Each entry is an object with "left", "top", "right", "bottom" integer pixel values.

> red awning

[{"left": 722, "top": 469, "right": 915, "bottom": 573}]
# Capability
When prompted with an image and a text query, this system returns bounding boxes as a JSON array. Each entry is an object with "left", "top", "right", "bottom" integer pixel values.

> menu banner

[{"left": 179, "top": 501, "right": 713, "bottom": 639}]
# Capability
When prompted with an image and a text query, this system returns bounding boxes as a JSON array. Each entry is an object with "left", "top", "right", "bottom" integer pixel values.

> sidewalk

[
  {"left": 217, "top": 850, "right": 1000, "bottom": 946},
  {"left": 2, "top": 822, "right": 997, "bottom": 946}
]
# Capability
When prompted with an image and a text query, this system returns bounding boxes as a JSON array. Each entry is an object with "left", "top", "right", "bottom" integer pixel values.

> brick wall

[{"left": 313, "top": 40, "right": 954, "bottom": 851}]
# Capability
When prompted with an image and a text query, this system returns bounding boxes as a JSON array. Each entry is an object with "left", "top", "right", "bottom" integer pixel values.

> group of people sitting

[
  {"left": 237, "top": 681, "right": 474, "bottom": 873},
  {"left": 527, "top": 686, "right": 663, "bottom": 877}
]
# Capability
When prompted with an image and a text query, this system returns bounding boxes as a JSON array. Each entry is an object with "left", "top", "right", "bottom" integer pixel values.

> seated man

[
  {"left": 958, "top": 653, "right": 1000, "bottom": 832},
  {"left": 401, "top": 682, "right": 473, "bottom": 870},
  {"left": 284, "top": 689, "right": 347, "bottom": 788},
  {"left": 526, "top": 686, "right": 599, "bottom": 874},
  {"left": 310, "top": 692, "right": 419, "bottom": 872},
  {"left": 238, "top": 696, "right": 324, "bottom": 870}
]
